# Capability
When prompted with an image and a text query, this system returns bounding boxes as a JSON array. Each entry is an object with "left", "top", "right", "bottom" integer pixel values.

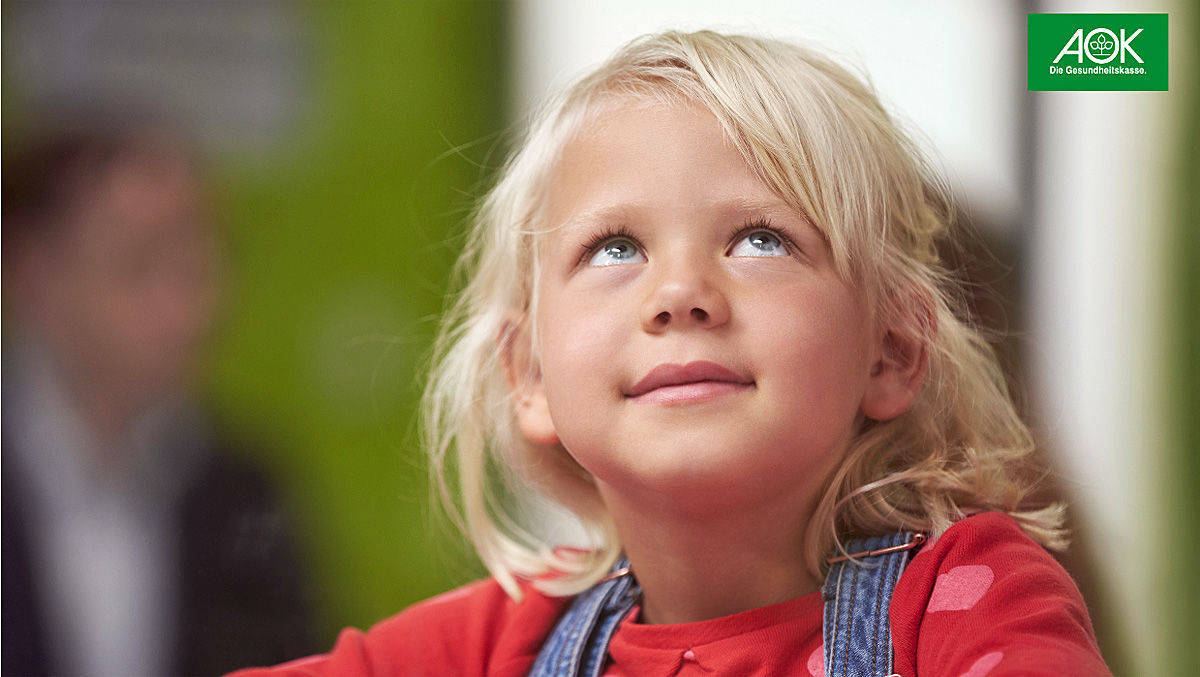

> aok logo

[
  {"left": 1052, "top": 27, "right": 1143, "bottom": 64},
  {"left": 1028, "top": 13, "right": 1166, "bottom": 91}
]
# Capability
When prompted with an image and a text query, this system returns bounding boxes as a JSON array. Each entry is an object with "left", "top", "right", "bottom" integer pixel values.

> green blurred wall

[
  {"left": 204, "top": 2, "right": 509, "bottom": 641},
  {"left": 1165, "top": 5, "right": 1200, "bottom": 674}
]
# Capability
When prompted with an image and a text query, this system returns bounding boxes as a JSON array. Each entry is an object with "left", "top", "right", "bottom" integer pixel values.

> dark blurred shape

[
  {"left": 2, "top": 122, "right": 316, "bottom": 675},
  {"left": 4, "top": 0, "right": 311, "bottom": 159}
]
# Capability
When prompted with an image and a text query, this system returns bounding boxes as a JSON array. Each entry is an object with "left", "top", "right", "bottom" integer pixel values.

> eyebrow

[
  {"left": 555, "top": 197, "right": 802, "bottom": 235},
  {"left": 552, "top": 204, "right": 637, "bottom": 236}
]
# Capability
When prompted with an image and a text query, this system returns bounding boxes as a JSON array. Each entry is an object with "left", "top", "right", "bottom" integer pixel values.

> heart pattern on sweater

[{"left": 927, "top": 565, "right": 994, "bottom": 613}]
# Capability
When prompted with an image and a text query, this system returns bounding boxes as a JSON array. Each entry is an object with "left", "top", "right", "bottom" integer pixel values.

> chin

[{"left": 592, "top": 441, "right": 775, "bottom": 512}]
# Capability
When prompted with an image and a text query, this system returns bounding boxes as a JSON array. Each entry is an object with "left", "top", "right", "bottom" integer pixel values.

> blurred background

[{"left": 1, "top": 1, "right": 1194, "bottom": 675}]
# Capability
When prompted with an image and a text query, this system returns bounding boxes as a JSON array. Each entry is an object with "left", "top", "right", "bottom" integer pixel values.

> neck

[
  {"left": 73, "top": 383, "right": 142, "bottom": 450},
  {"left": 49, "top": 348, "right": 149, "bottom": 456},
  {"left": 598, "top": 481, "right": 823, "bottom": 625}
]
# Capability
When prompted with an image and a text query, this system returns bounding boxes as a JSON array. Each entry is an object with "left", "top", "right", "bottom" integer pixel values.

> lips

[{"left": 626, "top": 360, "right": 754, "bottom": 397}]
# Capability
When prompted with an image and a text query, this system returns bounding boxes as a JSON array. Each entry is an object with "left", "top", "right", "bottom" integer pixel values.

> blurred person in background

[{"left": 2, "top": 124, "right": 316, "bottom": 676}]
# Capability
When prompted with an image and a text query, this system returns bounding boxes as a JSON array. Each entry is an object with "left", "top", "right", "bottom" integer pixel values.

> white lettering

[
  {"left": 1119, "top": 28, "right": 1144, "bottom": 63},
  {"left": 1053, "top": 29, "right": 1085, "bottom": 64}
]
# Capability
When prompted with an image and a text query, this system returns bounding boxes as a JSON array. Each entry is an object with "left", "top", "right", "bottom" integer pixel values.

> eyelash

[{"left": 578, "top": 217, "right": 797, "bottom": 266}]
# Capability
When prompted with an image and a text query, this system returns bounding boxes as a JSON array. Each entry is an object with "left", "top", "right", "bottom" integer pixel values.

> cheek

[
  {"left": 749, "top": 287, "right": 870, "bottom": 410},
  {"left": 539, "top": 299, "right": 619, "bottom": 399},
  {"left": 535, "top": 290, "right": 629, "bottom": 467}
]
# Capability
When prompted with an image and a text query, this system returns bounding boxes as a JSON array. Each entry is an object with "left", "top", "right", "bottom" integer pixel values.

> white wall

[
  {"left": 513, "top": 0, "right": 1021, "bottom": 230},
  {"left": 1030, "top": 3, "right": 1185, "bottom": 674}
]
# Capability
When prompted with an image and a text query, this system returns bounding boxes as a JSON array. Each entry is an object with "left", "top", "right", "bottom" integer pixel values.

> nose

[{"left": 639, "top": 260, "right": 731, "bottom": 333}]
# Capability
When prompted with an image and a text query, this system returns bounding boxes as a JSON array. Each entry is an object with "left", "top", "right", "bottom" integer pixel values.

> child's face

[{"left": 517, "top": 100, "right": 880, "bottom": 513}]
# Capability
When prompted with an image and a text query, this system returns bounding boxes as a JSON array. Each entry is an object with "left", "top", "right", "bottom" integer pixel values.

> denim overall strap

[
  {"left": 528, "top": 557, "right": 640, "bottom": 677},
  {"left": 822, "top": 532, "right": 918, "bottom": 677}
]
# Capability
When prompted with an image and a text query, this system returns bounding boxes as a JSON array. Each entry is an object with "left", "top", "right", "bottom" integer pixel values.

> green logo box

[{"left": 1028, "top": 13, "right": 1168, "bottom": 91}]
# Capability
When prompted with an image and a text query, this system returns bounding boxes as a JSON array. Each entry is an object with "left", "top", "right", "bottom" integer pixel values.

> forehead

[
  {"left": 545, "top": 102, "right": 777, "bottom": 223},
  {"left": 538, "top": 99, "right": 820, "bottom": 251}
]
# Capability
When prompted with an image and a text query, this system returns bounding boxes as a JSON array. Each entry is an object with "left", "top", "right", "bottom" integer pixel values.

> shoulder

[
  {"left": 908, "top": 511, "right": 1064, "bottom": 577},
  {"left": 889, "top": 512, "right": 1111, "bottom": 676},
  {"left": 181, "top": 431, "right": 282, "bottom": 510},
  {"left": 369, "top": 578, "right": 521, "bottom": 652},
  {"left": 890, "top": 512, "right": 1060, "bottom": 633},
  {"left": 227, "top": 577, "right": 572, "bottom": 677},
  {"left": 900, "top": 512, "right": 1087, "bottom": 616}
]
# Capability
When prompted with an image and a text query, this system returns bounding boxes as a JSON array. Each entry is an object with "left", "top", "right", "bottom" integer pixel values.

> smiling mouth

[
  {"left": 627, "top": 380, "right": 754, "bottom": 405},
  {"left": 624, "top": 360, "right": 755, "bottom": 405}
]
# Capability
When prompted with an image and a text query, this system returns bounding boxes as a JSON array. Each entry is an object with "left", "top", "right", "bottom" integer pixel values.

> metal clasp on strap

[
  {"left": 825, "top": 533, "right": 926, "bottom": 564},
  {"left": 596, "top": 566, "right": 632, "bottom": 583}
]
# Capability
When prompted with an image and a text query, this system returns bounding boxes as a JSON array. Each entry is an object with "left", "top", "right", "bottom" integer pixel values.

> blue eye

[
  {"left": 587, "top": 238, "right": 646, "bottom": 267},
  {"left": 729, "top": 230, "right": 787, "bottom": 257},
  {"left": 579, "top": 221, "right": 793, "bottom": 267}
]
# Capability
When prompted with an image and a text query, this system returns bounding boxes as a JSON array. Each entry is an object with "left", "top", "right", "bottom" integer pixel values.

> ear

[
  {"left": 860, "top": 295, "right": 934, "bottom": 422},
  {"left": 498, "top": 312, "right": 560, "bottom": 446}
]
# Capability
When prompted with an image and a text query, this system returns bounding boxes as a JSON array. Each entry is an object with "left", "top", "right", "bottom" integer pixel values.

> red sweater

[{"left": 230, "top": 513, "right": 1111, "bottom": 676}]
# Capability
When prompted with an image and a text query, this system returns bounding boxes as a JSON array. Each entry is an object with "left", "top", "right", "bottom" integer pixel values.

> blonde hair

[{"left": 422, "top": 29, "right": 1065, "bottom": 600}]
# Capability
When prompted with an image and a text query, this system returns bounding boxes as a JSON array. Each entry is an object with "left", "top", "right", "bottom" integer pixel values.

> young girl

[{"left": 234, "top": 30, "right": 1111, "bottom": 676}]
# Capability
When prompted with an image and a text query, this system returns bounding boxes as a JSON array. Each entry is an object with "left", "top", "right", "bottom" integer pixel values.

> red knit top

[{"left": 230, "top": 512, "right": 1111, "bottom": 676}]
